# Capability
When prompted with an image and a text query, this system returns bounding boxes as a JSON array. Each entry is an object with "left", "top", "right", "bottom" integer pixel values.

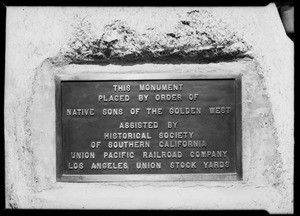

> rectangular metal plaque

[{"left": 56, "top": 74, "right": 242, "bottom": 182}]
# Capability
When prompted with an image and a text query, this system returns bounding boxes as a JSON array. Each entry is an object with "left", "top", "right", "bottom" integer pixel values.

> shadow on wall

[{"left": 276, "top": 2, "right": 294, "bottom": 41}]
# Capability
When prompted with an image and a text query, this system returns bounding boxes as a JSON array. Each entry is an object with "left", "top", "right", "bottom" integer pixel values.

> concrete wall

[{"left": 5, "top": 5, "right": 293, "bottom": 213}]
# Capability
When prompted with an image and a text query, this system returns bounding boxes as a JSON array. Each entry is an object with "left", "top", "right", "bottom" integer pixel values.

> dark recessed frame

[{"left": 55, "top": 73, "right": 242, "bottom": 182}]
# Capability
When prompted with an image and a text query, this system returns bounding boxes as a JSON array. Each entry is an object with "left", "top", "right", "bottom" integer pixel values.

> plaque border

[{"left": 55, "top": 73, "right": 242, "bottom": 182}]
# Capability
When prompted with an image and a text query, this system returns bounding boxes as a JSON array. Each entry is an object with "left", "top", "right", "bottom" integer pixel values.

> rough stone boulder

[{"left": 62, "top": 9, "right": 251, "bottom": 64}]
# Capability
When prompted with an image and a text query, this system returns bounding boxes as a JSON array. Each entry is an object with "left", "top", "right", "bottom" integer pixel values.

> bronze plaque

[{"left": 56, "top": 75, "right": 242, "bottom": 181}]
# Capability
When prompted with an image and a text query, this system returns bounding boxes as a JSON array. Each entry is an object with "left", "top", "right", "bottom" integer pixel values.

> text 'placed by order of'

[{"left": 57, "top": 79, "right": 242, "bottom": 180}]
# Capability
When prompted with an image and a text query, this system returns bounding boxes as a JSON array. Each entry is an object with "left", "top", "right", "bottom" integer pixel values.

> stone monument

[{"left": 5, "top": 5, "right": 294, "bottom": 213}]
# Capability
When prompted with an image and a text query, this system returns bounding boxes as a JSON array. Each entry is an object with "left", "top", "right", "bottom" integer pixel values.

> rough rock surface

[
  {"left": 60, "top": 9, "right": 251, "bottom": 64},
  {"left": 5, "top": 5, "right": 293, "bottom": 213}
]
